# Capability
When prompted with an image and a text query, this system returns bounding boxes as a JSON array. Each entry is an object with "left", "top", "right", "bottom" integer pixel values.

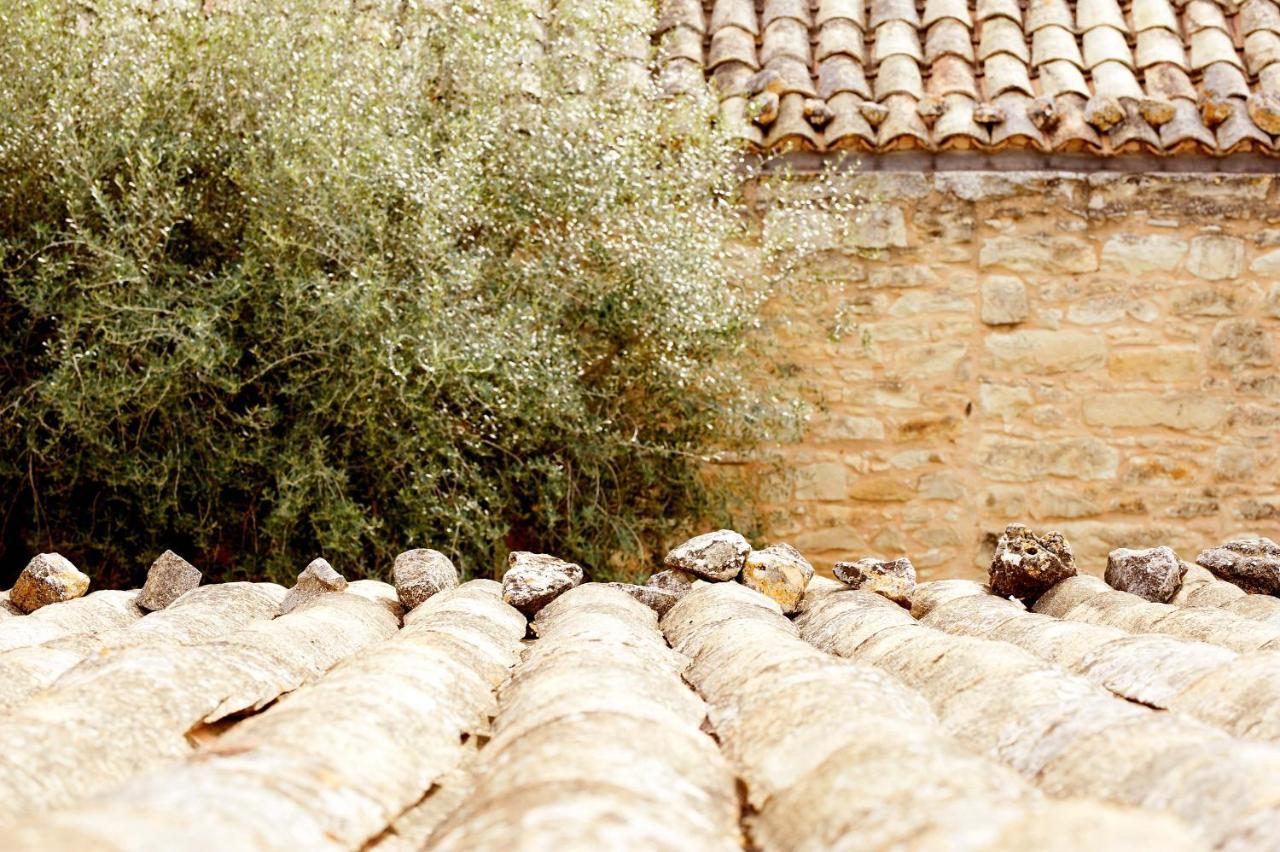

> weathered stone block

[
  {"left": 978, "top": 436, "right": 1119, "bottom": 482},
  {"left": 762, "top": 207, "right": 842, "bottom": 253},
  {"left": 985, "top": 330, "right": 1106, "bottom": 373},
  {"left": 1100, "top": 234, "right": 1188, "bottom": 273},
  {"left": 1108, "top": 347, "right": 1200, "bottom": 383},
  {"left": 1186, "top": 235, "right": 1245, "bottom": 280},
  {"left": 1250, "top": 248, "right": 1280, "bottom": 276},
  {"left": 795, "top": 461, "right": 849, "bottom": 501},
  {"left": 979, "top": 384, "right": 1033, "bottom": 420},
  {"left": 1209, "top": 318, "right": 1275, "bottom": 367},
  {"left": 848, "top": 473, "right": 915, "bottom": 502},
  {"left": 1082, "top": 394, "right": 1226, "bottom": 431},
  {"left": 846, "top": 205, "right": 908, "bottom": 249},
  {"left": 1214, "top": 445, "right": 1258, "bottom": 481},
  {"left": 1268, "top": 283, "right": 1280, "bottom": 319},
  {"left": 868, "top": 264, "right": 937, "bottom": 288},
  {"left": 979, "top": 235, "right": 1098, "bottom": 274},
  {"left": 980, "top": 275, "right": 1029, "bottom": 325}
]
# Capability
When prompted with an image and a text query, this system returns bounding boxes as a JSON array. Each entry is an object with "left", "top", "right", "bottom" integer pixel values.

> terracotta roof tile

[{"left": 674, "top": 0, "right": 1280, "bottom": 155}]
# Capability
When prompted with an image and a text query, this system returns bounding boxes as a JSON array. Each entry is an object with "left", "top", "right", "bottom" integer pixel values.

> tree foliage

[{"left": 0, "top": 0, "right": 788, "bottom": 585}]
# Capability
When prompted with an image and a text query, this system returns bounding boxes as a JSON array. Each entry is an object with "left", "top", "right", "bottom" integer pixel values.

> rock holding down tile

[
  {"left": 136, "top": 551, "right": 202, "bottom": 612},
  {"left": 280, "top": 558, "right": 348, "bottom": 615},
  {"left": 989, "top": 523, "right": 1077, "bottom": 605},
  {"left": 604, "top": 583, "right": 678, "bottom": 617},
  {"left": 833, "top": 557, "right": 917, "bottom": 607},
  {"left": 501, "top": 552, "right": 584, "bottom": 615},
  {"left": 663, "top": 530, "right": 750, "bottom": 582},
  {"left": 646, "top": 569, "right": 695, "bottom": 598},
  {"left": 1105, "top": 546, "right": 1185, "bottom": 603},
  {"left": 392, "top": 549, "right": 459, "bottom": 610},
  {"left": 10, "top": 553, "right": 90, "bottom": 614},
  {"left": 740, "top": 543, "right": 814, "bottom": 615},
  {"left": 1196, "top": 538, "right": 1280, "bottom": 596}
]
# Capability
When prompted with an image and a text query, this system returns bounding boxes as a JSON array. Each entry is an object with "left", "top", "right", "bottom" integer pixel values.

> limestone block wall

[{"left": 741, "top": 169, "right": 1280, "bottom": 581}]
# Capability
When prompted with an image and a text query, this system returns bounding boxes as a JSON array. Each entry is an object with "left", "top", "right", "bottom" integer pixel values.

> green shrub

[{"left": 0, "top": 0, "right": 789, "bottom": 586}]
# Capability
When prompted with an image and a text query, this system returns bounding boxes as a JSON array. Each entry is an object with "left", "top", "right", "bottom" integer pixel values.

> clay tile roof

[
  {"left": 5, "top": 540, "right": 1280, "bottom": 848},
  {"left": 673, "top": 0, "right": 1280, "bottom": 156}
]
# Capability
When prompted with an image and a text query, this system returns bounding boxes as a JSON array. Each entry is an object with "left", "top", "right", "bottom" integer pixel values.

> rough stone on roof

[
  {"left": 604, "top": 582, "right": 679, "bottom": 616},
  {"left": 1105, "top": 546, "right": 1185, "bottom": 603},
  {"left": 280, "top": 557, "right": 348, "bottom": 615},
  {"left": 392, "top": 548, "right": 460, "bottom": 610},
  {"left": 740, "top": 542, "right": 814, "bottom": 614},
  {"left": 833, "top": 556, "right": 916, "bottom": 607},
  {"left": 10, "top": 554, "right": 90, "bottom": 614},
  {"left": 1196, "top": 538, "right": 1280, "bottom": 596},
  {"left": 664, "top": 529, "right": 751, "bottom": 581},
  {"left": 989, "top": 523, "right": 1077, "bottom": 604},
  {"left": 501, "top": 551, "right": 584, "bottom": 615},
  {"left": 136, "top": 550, "right": 202, "bottom": 612},
  {"left": 646, "top": 568, "right": 695, "bottom": 598}
]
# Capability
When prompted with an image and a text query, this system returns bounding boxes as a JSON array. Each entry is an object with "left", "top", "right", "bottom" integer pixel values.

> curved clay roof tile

[
  {"left": 762, "top": 0, "right": 813, "bottom": 29},
  {"left": 819, "top": 54, "right": 874, "bottom": 98},
  {"left": 709, "top": 0, "right": 759, "bottom": 36},
  {"left": 923, "top": 0, "right": 973, "bottom": 28},
  {"left": 1082, "top": 26, "right": 1135, "bottom": 70},
  {"left": 1092, "top": 59, "right": 1146, "bottom": 99},
  {"left": 1136, "top": 28, "right": 1189, "bottom": 70},
  {"left": 1038, "top": 58, "right": 1093, "bottom": 97},
  {"left": 933, "top": 94, "right": 993, "bottom": 146},
  {"left": 1076, "top": 0, "right": 1129, "bottom": 34},
  {"left": 823, "top": 91, "right": 879, "bottom": 146},
  {"left": 657, "top": 0, "right": 706, "bottom": 34},
  {"left": 817, "top": 18, "right": 868, "bottom": 63},
  {"left": 929, "top": 53, "right": 981, "bottom": 97},
  {"left": 1184, "top": 0, "right": 1231, "bottom": 35},
  {"left": 761, "top": 17, "right": 814, "bottom": 66},
  {"left": 1189, "top": 28, "right": 1247, "bottom": 71},
  {"left": 875, "top": 20, "right": 925, "bottom": 63},
  {"left": 979, "top": 17, "right": 1032, "bottom": 63},
  {"left": 875, "top": 54, "right": 925, "bottom": 98},
  {"left": 817, "top": 0, "right": 868, "bottom": 29},
  {"left": 1130, "top": 0, "right": 1180, "bottom": 33},
  {"left": 1241, "top": 0, "right": 1280, "bottom": 36},
  {"left": 708, "top": 27, "right": 760, "bottom": 70},
  {"left": 1026, "top": 0, "right": 1074, "bottom": 33},
  {"left": 983, "top": 52, "right": 1035, "bottom": 97},
  {"left": 1032, "top": 25, "right": 1086, "bottom": 68},
  {"left": 926, "top": 19, "right": 978, "bottom": 63},
  {"left": 869, "top": 0, "right": 921, "bottom": 29},
  {"left": 1245, "top": 30, "right": 1280, "bottom": 76}
]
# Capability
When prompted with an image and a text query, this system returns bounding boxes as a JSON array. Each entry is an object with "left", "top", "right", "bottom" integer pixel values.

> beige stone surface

[{"left": 743, "top": 172, "right": 1280, "bottom": 580}]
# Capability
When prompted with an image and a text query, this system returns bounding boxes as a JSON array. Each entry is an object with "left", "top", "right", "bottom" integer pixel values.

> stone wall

[{"left": 739, "top": 169, "right": 1280, "bottom": 581}]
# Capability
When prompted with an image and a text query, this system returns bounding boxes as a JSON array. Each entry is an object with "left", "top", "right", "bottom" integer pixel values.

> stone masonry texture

[{"left": 738, "top": 170, "right": 1280, "bottom": 580}]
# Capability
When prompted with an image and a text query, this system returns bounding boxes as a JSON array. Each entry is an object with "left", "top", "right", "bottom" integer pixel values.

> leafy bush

[{"left": 0, "top": 0, "right": 788, "bottom": 586}]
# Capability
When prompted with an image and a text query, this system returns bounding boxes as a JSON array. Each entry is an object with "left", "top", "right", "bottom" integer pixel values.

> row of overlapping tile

[
  {"left": 3, "top": 533, "right": 1280, "bottom": 849},
  {"left": 658, "top": 0, "right": 1280, "bottom": 155}
]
